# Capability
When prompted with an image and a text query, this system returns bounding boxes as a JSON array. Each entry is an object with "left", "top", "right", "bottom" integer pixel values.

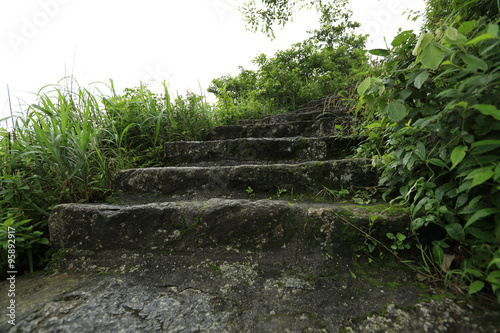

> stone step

[
  {"left": 49, "top": 199, "right": 408, "bottom": 253},
  {"left": 113, "top": 159, "right": 376, "bottom": 198},
  {"left": 207, "top": 116, "right": 359, "bottom": 140},
  {"left": 234, "top": 96, "right": 347, "bottom": 126},
  {"left": 235, "top": 108, "right": 348, "bottom": 126},
  {"left": 23, "top": 243, "right": 433, "bottom": 333},
  {"left": 164, "top": 136, "right": 361, "bottom": 166}
]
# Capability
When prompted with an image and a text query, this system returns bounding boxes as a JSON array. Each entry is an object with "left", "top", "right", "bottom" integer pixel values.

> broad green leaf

[
  {"left": 37, "top": 238, "right": 49, "bottom": 245},
  {"left": 427, "top": 158, "right": 449, "bottom": 169},
  {"left": 396, "top": 233, "right": 406, "bottom": 242},
  {"left": 414, "top": 141, "right": 426, "bottom": 160},
  {"left": 450, "top": 146, "right": 467, "bottom": 169},
  {"left": 377, "top": 85, "right": 385, "bottom": 96},
  {"left": 469, "top": 281, "right": 485, "bottom": 295},
  {"left": 444, "top": 34, "right": 468, "bottom": 45},
  {"left": 488, "top": 258, "right": 500, "bottom": 270},
  {"left": 458, "top": 20, "right": 477, "bottom": 35},
  {"left": 365, "top": 122, "right": 382, "bottom": 129},
  {"left": 495, "top": 163, "right": 500, "bottom": 181},
  {"left": 369, "top": 49, "right": 390, "bottom": 56},
  {"left": 446, "top": 27, "right": 458, "bottom": 41},
  {"left": 444, "top": 27, "right": 467, "bottom": 45},
  {"left": 487, "top": 23, "right": 499, "bottom": 36},
  {"left": 460, "top": 53, "right": 489, "bottom": 71},
  {"left": 465, "top": 268, "right": 483, "bottom": 278},
  {"left": 455, "top": 193, "right": 468, "bottom": 208},
  {"left": 467, "top": 195, "right": 483, "bottom": 209},
  {"left": 472, "top": 104, "right": 500, "bottom": 120},
  {"left": 358, "top": 78, "right": 372, "bottom": 96},
  {"left": 385, "top": 101, "right": 406, "bottom": 122},
  {"left": 466, "top": 33, "right": 498, "bottom": 45},
  {"left": 445, "top": 223, "right": 465, "bottom": 242},
  {"left": 412, "top": 33, "right": 434, "bottom": 56},
  {"left": 436, "top": 89, "right": 458, "bottom": 98},
  {"left": 471, "top": 140, "right": 500, "bottom": 147},
  {"left": 399, "top": 89, "right": 412, "bottom": 100},
  {"left": 433, "top": 244, "right": 444, "bottom": 265},
  {"left": 411, "top": 217, "right": 425, "bottom": 231},
  {"left": 471, "top": 140, "right": 500, "bottom": 154},
  {"left": 435, "top": 182, "right": 457, "bottom": 201},
  {"left": 420, "top": 42, "right": 445, "bottom": 70},
  {"left": 468, "top": 227, "right": 497, "bottom": 244},
  {"left": 391, "top": 30, "right": 414, "bottom": 47},
  {"left": 465, "top": 166, "right": 495, "bottom": 188},
  {"left": 465, "top": 208, "right": 500, "bottom": 229},
  {"left": 412, "top": 197, "right": 430, "bottom": 218},
  {"left": 414, "top": 71, "right": 429, "bottom": 89}
]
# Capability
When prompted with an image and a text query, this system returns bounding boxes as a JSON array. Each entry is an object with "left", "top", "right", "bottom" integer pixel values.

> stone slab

[
  {"left": 114, "top": 159, "right": 377, "bottom": 197},
  {"left": 164, "top": 137, "right": 361, "bottom": 166},
  {"left": 2, "top": 249, "right": 498, "bottom": 333},
  {"left": 49, "top": 199, "right": 409, "bottom": 253}
]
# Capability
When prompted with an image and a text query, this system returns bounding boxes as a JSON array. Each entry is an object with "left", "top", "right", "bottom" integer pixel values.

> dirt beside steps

[{"left": 1, "top": 97, "right": 499, "bottom": 332}]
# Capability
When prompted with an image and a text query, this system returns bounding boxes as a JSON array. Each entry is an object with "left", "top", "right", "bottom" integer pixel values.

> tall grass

[
  {"left": 0, "top": 79, "right": 219, "bottom": 277},
  {"left": 102, "top": 81, "right": 217, "bottom": 167}
]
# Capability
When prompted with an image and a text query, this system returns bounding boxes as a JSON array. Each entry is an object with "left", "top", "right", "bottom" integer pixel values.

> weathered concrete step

[
  {"left": 114, "top": 159, "right": 376, "bottom": 198},
  {"left": 5, "top": 248, "right": 451, "bottom": 333},
  {"left": 49, "top": 199, "right": 408, "bottom": 253},
  {"left": 164, "top": 137, "right": 361, "bottom": 166},
  {"left": 235, "top": 96, "right": 347, "bottom": 126},
  {"left": 236, "top": 108, "right": 348, "bottom": 126},
  {"left": 207, "top": 116, "right": 359, "bottom": 140}
]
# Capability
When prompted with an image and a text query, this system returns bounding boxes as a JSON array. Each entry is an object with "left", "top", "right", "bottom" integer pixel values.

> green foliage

[
  {"left": 209, "top": 36, "right": 368, "bottom": 116},
  {"left": 422, "top": 0, "right": 499, "bottom": 31},
  {"left": 246, "top": 186, "right": 255, "bottom": 198},
  {"left": 103, "top": 83, "right": 215, "bottom": 166},
  {"left": 242, "top": 0, "right": 358, "bottom": 43},
  {"left": 386, "top": 232, "right": 411, "bottom": 255},
  {"left": 0, "top": 214, "right": 48, "bottom": 278},
  {"left": 357, "top": 3, "right": 500, "bottom": 301},
  {"left": 209, "top": 0, "right": 369, "bottom": 118},
  {"left": 0, "top": 79, "right": 218, "bottom": 276}
]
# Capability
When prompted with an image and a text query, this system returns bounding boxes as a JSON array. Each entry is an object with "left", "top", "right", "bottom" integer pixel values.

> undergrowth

[
  {"left": 355, "top": 0, "right": 500, "bottom": 302},
  {"left": 0, "top": 79, "right": 221, "bottom": 278}
]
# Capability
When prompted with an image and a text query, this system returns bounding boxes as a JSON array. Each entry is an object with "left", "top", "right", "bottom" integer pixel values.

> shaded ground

[{"left": 1, "top": 248, "right": 499, "bottom": 332}]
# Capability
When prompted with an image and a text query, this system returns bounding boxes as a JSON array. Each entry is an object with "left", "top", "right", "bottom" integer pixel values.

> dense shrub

[
  {"left": 210, "top": 1, "right": 369, "bottom": 116},
  {"left": 356, "top": 0, "right": 500, "bottom": 300}
]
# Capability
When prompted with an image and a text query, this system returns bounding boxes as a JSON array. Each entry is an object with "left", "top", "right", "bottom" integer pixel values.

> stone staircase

[{"left": 3, "top": 98, "right": 496, "bottom": 333}]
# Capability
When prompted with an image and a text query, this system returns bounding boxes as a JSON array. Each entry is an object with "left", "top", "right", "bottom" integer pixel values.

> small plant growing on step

[
  {"left": 386, "top": 232, "right": 410, "bottom": 255},
  {"left": 276, "top": 187, "right": 287, "bottom": 198},
  {"left": 352, "top": 188, "right": 376, "bottom": 205},
  {"left": 246, "top": 186, "right": 255, "bottom": 198}
]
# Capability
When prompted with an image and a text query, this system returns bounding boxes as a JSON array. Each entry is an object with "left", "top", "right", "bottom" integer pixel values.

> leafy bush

[
  {"left": 209, "top": 37, "right": 369, "bottom": 115},
  {"left": 356, "top": 2, "right": 500, "bottom": 301},
  {"left": 210, "top": 1, "right": 369, "bottom": 117},
  {"left": 0, "top": 214, "right": 49, "bottom": 278}
]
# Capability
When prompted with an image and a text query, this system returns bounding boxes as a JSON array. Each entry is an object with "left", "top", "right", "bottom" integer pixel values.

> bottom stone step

[
  {"left": 49, "top": 199, "right": 409, "bottom": 253},
  {"left": 2, "top": 248, "right": 441, "bottom": 333}
]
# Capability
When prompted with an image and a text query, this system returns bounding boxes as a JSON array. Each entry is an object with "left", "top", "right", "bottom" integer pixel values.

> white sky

[{"left": 0, "top": 0, "right": 425, "bottom": 128}]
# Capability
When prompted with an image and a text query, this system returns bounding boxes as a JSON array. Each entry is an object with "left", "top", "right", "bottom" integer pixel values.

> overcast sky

[{"left": 0, "top": 0, "right": 425, "bottom": 127}]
